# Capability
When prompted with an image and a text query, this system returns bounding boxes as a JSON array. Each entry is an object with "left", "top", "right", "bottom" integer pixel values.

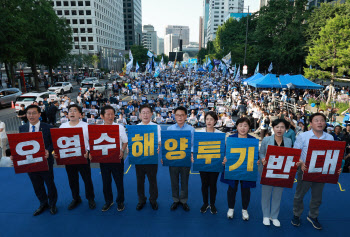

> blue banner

[
  {"left": 127, "top": 125, "right": 158, "bottom": 165},
  {"left": 224, "top": 137, "right": 259, "bottom": 181},
  {"left": 161, "top": 131, "right": 191, "bottom": 167},
  {"left": 193, "top": 132, "right": 226, "bottom": 172},
  {"left": 213, "top": 59, "right": 221, "bottom": 65}
]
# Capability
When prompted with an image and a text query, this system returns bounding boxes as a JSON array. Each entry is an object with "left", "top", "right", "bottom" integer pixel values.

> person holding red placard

[
  {"left": 291, "top": 113, "right": 342, "bottom": 230},
  {"left": 258, "top": 119, "right": 292, "bottom": 227},
  {"left": 98, "top": 105, "right": 128, "bottom": 212},
  {"left": 15, "top": 105, "right": 58, "bottom": 216},
  {"left": 57, "top": 104, "right": 96, "bottom": 210}
]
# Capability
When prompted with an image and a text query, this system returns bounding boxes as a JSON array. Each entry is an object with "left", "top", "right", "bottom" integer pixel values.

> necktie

[{"left": 32, "top": 125, "right": 35, "bottom": 132}]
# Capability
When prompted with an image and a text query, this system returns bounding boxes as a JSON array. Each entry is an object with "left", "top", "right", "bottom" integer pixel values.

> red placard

[
  {"left": 88, "top": 125, "right": 120, "bottom": 163},
  {"left": 50, "top": 128, "right": 87, "bottom": 165},
  {"left": 260, "top": 145, "right": 301, "bottom": 188},
  {"left": 8, "top": 132, "right": 48, "bottom": 174},
  {"left": 303, "top": 139, "right": 345, "bottom": 184}
]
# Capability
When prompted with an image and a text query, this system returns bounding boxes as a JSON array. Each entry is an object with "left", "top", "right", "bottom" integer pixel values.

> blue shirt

[
  {"left": 167, "top": 123, "right": 195, "bottom": 152},
  {"left": 284, "top": 129, "right": 296, "bottom": 146}
]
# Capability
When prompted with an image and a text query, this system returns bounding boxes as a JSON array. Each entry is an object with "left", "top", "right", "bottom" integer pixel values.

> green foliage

[
  {"left": 305, "top": 15, "right": 350, "bottom": 80},
  {"left": 308, "top": 98, "right": 349, "bottom": 114},
  {"left": 155, "top": 54, "right": 169, "bottom": 64},
  {"left": 254, "top": 0, "right": 310, "bottom": 74},
  {"left": 125, "top": 45, "right": 149, "bottom": 65}
]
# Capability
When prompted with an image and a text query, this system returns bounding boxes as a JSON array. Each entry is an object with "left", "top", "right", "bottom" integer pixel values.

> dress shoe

[
  {"left": 88, "top": 200, "right": 96, "bottom": 210},
  {"left": 33, "top": 204, "right": 49, "bottom": 216},
  {"left": 136, "top": 202, "right": 146, "bottom": 211},
  {"left": 50, "top": 205, "right": 57, "bottom": 215},
  {"left": 68, "top": 198, "right": 82, "bottom": 210},
  {"left": 150, "top": 201, "right": 158, "bottom": 210},
  {"left": 170, "top": 202, "right": 180, "bottom": 211},
  {"left": 182, "top": 203, "right": 190, "bottom": 212},
  {"left": 102, "top": 202, "right": 114, "bottom": 212},
  {"left": 117, "top": 203, "right": 125, "bottom": 212}
]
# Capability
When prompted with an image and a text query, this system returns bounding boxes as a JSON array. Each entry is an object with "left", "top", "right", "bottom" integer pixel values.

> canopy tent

[
  {"left": 197, "top": 67, "right": 206, "bottom": 72},
  {"left": 279, "top": 74, "right": 323, "bottom": 89},
  {"left": 242, "top": 73, "right": 264, "bottom": 84},
  {"left": 248, "top": 74, "right": 287, "bottom": 88}
]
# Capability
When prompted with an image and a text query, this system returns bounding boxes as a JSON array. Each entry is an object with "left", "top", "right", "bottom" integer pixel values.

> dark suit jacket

[{"left": 19, "top": 122, "right": 54, "bottom": 166}]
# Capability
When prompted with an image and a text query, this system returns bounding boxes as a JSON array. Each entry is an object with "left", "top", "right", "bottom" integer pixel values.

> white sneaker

[
  {"left": 270, "top": 218, "right": 281, "bottom": 227},
  {"left": 263, "top": 217, "right": 270, "bottom": 226},
  {"left": 242, "top": 209, "right": 249, "bottom": 221},
  {"left": 227, "top": 208, "right": 234, "bottom": 219}
]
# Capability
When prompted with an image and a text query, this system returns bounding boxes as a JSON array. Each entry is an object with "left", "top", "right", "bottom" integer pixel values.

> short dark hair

[
  {"left": 174, "top": 106, "right": 187, "bottom": 115},
  {"left": 25, "top": 105, "right": 41, "bottom": 113},
  {"left": 139, "top": 103, "right": 153, "bottom": 113},
  {"left": 271, "top": 119, "right": 288, "bottom": 128},
  {"left": 68, "top": 104, "right": 82, "bottom": 114},
  {"left": 204, "top": 111, "right": 218, "bottom": 123},
  {"left": 334, "top": 125, "right": 342, "bottom": 130},
  {"left": 236, "top": 117, "right": 251, "bottom": 127},
  {"left": 310, "top": 113, "right": 327, "bottom": 123},
  {"left": 101, "top": 105, "right": 115, "bottom": 115}
]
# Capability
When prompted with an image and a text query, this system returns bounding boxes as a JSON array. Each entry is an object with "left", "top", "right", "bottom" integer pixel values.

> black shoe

[
  {"left": 88, "top": 200, "right": 96, "bottom": 210},
  {"left": 170, "top": 202, "right": 180, "bottom": 211},
  {"left": 200, "top": 203, "right": 209, "bottom": 213},
  {"left": 182, "top": 203, "right": 190, "bottom": 212},
  {"left": 68, "top": 198, "right": 82, "bottom": 210},
  {"left": 291, "top": 215, "right": 301, "bottom": 227},
  {"left": 33, "top": 203, "right": 49, "bottom": 216},
  {"left": 150, "top": 201, "right": 158, "bottom": 210},
  {"left": 50, "top": 205, "right": 57, "bottom": 215},
  {"left": 210, "top": 204, "right": 217, "bottom": 214},
  {"left": 307, "top": 216, "right": 322, "bottom": 230},
  {"left": 117, "top": 203, "right": 125, "bottom": 212},
  {"left": 136, "top": 202, "right": 146, "bottom": 211},
  {"left": 101, "top": 202, "right": 114, "bottom": 212}
]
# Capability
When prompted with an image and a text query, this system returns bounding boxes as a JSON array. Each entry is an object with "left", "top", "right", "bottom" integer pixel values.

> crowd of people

[{"left": 0, "top": 69, "right": 349, "bottom": 231}]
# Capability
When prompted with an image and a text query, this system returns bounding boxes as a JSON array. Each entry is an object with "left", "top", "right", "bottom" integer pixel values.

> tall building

[
  {"left": 142, "top": 25, "right": 157, "bottom": 54},
  {"left": 157, "top": 37, "right": 164, "bottom": 55},
  {"left": 207, "top": 0, "right": 244, "bottom": 42},
  {"left": 199, "top": 17, "right": 203, "bottom": 50},
  {"left": 123, "top": 0, "right": 142, "bottom": 50},
  {"left": 260, "top": 0, "right": 268, "bottom": 8},
  {"left": 165, "top": 25, "right": 190, "bottom": 46},
  {"left": 202, "top": 0, "right": 210, "bottom": 47},
  {"left": 52, "top": 0, "right": 125, "bottom": 70},
  {"left": 307, "top": 0, "right": 345, "bottom": 8},
  {"left": 164, "top": 34, "right": 180, "bottom": 56}
]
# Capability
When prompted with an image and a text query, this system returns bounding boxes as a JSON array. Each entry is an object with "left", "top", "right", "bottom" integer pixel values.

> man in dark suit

[{"left": 18, "top": 104, "right": 58, "bottom": 216}]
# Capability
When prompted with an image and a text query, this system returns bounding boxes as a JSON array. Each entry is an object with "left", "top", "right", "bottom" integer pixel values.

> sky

[{"left": 142, "top": 0, "right": 260, "bottom": 43}]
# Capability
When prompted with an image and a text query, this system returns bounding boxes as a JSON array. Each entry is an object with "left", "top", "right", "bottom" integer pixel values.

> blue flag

[
  {"left": 234, "top": 65, "right": 240, "bottom": 82},
  {"left": 208, "top": 64, "right": 213, "bottom": 73},
  {"left": 136, "top": 61, "right": 140, "bottom": 72},
  {"left": 147, "top": 50, "right": 154, "bottom": 58},
  {"left": 268, "top": 62, "right": 273, "bottom": 73},
  {"left": 224, "top": 137, "right": 259, "bottom": 181},
  {"left": 254, "top": 62, "right": 259, "bottom": 75},
  {"left": 154, "top": 66, "right": 160, "bottom": 77},
  {"left": 161, "top": 131, "right": 191, "bottom": 167},
  {"left": 193, "top": 132, "right": 226, "bottom": 172},
  {"left": 127, "top": 125, "right": 159, "bottom": 165}
]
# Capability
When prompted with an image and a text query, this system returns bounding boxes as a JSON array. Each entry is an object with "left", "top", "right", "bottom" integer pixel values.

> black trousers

[
  {"left": 28, "top": 161, "right": 57, "bottom": 207},
  {"left": 65, "top": 163, "right": 95, "bottom": 201},
  {"left": 227, "top": 181, "right": 251, "bottom": 210},
  {"left": 199, "top": 171, "right": 219, "bottom": 205},
  {"left": 100, "top": 162, "right": 124, "bottom": 204},
  {"left": 135, "top": 164, "right": 158, "bottom": 203}
]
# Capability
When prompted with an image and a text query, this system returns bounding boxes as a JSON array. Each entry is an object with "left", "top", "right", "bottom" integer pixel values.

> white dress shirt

[
  {"left": 60, "top": 120, "right": 90, "bottom": 150},
  {"left": 29, "top": 121, "right": 41, "bottom": 132}
]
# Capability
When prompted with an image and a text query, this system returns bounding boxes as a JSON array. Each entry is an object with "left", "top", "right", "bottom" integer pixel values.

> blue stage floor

[{"left": 0, "top": 158, "right": 349, "bottom": 237}]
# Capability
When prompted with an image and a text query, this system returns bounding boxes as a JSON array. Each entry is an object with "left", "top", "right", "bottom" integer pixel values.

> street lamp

[{"left": 228, "top": 6, "right": 250, "bottom": 65}]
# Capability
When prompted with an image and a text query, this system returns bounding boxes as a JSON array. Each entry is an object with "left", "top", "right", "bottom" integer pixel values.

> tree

[
  {"left": 254, "top": 0, "right": 310, "bottom": 74},
  {"left": 0, "top": 0, "right": 27, "bottom": 86},
  {"left": 125, "top": 45, "right": 149, "bottom": 65},
  {"left": 197, "top": 48, "right": 208, "bottom": 65},
  {"left": 155, "top": 54, "right": 169, "bottom": 64},
  {"left": 38, "top": 8, "right": 73, "bottom": 81},
  {"left": 305, "top": 15, "right": 350, "bottom": 104}
]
